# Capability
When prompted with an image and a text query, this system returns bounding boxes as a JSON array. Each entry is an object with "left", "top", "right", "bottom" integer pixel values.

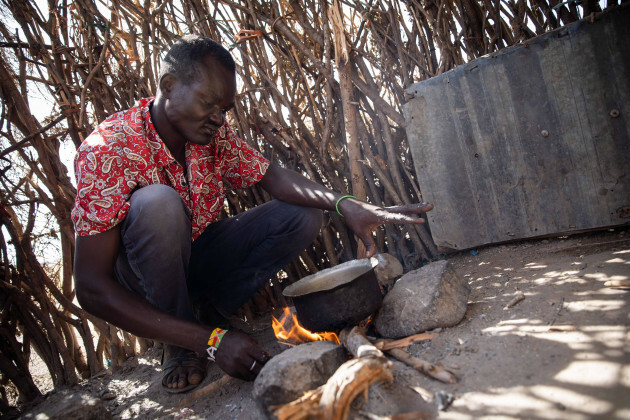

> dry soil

[{"left": 16, "top": 226, "right": 630, "bottom": 419}]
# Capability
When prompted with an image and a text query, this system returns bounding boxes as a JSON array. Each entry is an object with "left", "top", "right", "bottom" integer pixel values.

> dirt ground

[{"left": 17, "top": 226, "right": 630, "bottom": 419}]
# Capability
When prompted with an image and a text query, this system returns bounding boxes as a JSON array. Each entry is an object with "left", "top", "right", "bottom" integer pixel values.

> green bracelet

[{"left": 335, "top": 195, "right": 357, "bottom": 217}]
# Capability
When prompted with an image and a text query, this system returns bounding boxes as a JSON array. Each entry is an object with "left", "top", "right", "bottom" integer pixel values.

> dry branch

[
  {"left": 374, "top": 332, "right": 435, "bottom": 351},
  {"left": 504, "top": 291, "right": 526, "bottom": 309},
  {"left": 385, "top": 347, "right": 457, "bottom": 384},
  {"left": 175, "top": 374, "right": 232, "bottom": 409}
]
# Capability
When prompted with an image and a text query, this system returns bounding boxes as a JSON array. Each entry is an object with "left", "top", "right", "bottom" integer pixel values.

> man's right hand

[{"left": 215, "top": 330, "right": 271, "bottom": 381}]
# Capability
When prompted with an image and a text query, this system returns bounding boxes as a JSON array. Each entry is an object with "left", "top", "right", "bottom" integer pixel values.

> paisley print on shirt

[{"left": 71, "top": 97, "right": 270, "bottom": 241}]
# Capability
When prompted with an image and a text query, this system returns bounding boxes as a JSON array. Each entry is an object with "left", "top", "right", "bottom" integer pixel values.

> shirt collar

[
  {"left": 137, "top": 96, "right": 217, "bottom": 168},
  {"left": 137, "top": 97, "right": 179, "bottom": 168}
]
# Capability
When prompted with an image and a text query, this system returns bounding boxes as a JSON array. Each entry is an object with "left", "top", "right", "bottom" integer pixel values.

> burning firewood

[
  {"left": 272, "top": 307, "right": 340, "bottom": 346},
  {"left": 272, "top": 326, "right": 393, "bottom": 420}
]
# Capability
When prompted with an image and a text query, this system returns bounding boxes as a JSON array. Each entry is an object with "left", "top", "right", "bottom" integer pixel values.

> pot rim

[{"left": 282, "top": 257, "right": 378, "bottom": 297}]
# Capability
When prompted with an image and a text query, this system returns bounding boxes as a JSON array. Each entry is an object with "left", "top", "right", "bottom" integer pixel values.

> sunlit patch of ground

[{"left": 428, "top": 230, "right": 629, "bottom": 420}]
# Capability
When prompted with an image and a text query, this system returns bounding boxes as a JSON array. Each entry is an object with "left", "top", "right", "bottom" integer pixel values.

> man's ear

[{"left": 159, "top": 74, "right": 177, "bottom": 98}]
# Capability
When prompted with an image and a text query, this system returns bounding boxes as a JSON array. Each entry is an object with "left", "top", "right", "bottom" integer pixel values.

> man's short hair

[{"left": 159, "top": 35, "right": 235, "bottom": 85}]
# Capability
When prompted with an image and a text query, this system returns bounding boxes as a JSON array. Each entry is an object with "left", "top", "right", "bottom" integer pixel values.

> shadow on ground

[{"left": 17, "top": 227, "right": 630, "bottom": 419}]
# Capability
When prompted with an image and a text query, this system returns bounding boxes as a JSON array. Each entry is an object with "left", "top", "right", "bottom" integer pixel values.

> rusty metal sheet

[{"left": 404, "top": 7, "right": 630, "bottom": 251}]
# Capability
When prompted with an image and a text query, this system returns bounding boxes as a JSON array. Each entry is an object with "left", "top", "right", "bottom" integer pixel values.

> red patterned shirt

[{"left": 71, "top": 97, "right": 269, "bottom": 240}]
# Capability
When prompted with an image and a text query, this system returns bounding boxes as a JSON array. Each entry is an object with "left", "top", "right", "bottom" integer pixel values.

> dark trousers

[{"left": 114, "top": 184, "right": 322, "bottom": 326}]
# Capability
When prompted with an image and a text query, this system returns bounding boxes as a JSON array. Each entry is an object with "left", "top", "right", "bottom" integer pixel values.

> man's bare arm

[
  {"left": 73, "top": 228, "right": 268, "bottom": 379},
  {"left": 74, "top": 227, "right": 210, "bottom": 353},
  {"left": 259, "top": 164, "right": 433, "bottom": 257}
]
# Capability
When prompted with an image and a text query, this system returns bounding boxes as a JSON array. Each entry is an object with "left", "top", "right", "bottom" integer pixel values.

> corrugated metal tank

[{"left": 404, "top": 7, "right": 630, "bottom": 251}]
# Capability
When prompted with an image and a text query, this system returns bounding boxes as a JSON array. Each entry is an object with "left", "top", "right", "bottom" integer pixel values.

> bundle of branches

[{"left": 0, "top": 0, "right": 610, "bottom": 411}]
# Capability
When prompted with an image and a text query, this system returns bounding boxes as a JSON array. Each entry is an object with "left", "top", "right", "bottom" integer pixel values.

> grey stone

[
  {"left": 348, "top": 359, "right": 437, "bottom": 418},
  {"left": 23, "top": 389, "right": 112, "bottom": 420},
  {"left": 252, "top": 341, "right": 348, "bottom": 417},
  {"left": 374, "top": 253, "right": 404, "bottom": 292},
  {"left": 375, "top": 260, "right": 470, "bottom": 338}
]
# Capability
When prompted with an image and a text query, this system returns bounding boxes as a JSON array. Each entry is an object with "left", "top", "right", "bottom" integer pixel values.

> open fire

[{"left": 272, "top": 306, "right": 340, "bottom": 346}]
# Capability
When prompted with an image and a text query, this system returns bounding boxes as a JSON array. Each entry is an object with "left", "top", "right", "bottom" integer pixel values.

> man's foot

[{"left": 161, "top": 345, "right": 206, "bottom": 393}]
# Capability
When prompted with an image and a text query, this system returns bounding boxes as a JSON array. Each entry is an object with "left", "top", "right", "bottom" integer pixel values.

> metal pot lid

[{"left": 283, "top": 257, "right": 378, "bottom": 297}]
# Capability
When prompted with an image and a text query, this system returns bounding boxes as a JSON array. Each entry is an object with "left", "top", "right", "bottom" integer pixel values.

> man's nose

[{"left": 209, "top": 109, "right": 225, "bottom": 125}]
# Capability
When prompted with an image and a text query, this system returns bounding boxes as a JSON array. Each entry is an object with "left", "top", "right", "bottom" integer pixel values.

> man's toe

[
  {"left": 161, "top": 348, "right": 206, "bottom": 393},
  {"left": 188, "top": 371, "right": 203, "bottom": 385},
  {"left": 166, "top": 372, "right": 181, "bottom": 389}
]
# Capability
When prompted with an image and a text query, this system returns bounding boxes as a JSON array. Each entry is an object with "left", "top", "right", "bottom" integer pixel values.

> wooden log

[
  {"left": 318, "top": 356, "right": 393, "bottom": 420},
  {"left": 339, "top": 326, "right": 385, "bottom": 359},
  {"left": 272, "top": 356, "right": 393, "bottom": 420}
]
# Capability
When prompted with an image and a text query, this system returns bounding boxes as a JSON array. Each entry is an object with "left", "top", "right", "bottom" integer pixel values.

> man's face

[{"left": 163, "top": 56, "right": 236, "bottom": 146}]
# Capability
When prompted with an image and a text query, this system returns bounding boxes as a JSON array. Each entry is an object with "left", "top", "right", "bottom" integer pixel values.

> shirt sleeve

[
  {"left": 217, "top": 123, "right": 270, "bottom": 189},
  {"left": 71, "top": 131, "right": 133, "bottom": 236}
]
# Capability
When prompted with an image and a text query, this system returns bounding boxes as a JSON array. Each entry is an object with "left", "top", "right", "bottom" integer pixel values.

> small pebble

[
  {"left": 436, "top": 390, "right": 455, "bottom": 411},
  {"left": 101, "top": 391, "right": 116, "bottom": 400}
]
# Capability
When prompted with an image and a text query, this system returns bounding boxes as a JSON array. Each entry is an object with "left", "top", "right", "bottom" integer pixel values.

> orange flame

[{"left": 272, "top": 307, "right": 340, "bottom": 346}]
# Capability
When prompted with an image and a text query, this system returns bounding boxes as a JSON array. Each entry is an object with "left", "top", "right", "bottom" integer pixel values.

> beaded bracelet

[
  {"left": 206, "top": 327, "right": 227, "bottom": 361},
  {"left": 335, "top": 195, "right": 357, "bottom": 217}
]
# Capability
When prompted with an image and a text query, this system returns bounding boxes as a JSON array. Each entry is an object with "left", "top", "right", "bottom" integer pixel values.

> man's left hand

[{"left": 337, "top": 199, "right": 434, "bottom": 258}]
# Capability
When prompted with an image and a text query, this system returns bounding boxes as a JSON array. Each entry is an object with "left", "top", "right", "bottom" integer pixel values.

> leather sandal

[{"left": 161, "top": 350, "right": 207, "bottom": 394}]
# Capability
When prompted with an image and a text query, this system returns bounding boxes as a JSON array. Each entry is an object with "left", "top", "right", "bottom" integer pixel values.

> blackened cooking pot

[{"left": 282, "top": 258, "right": 382, "bottom": 332}]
